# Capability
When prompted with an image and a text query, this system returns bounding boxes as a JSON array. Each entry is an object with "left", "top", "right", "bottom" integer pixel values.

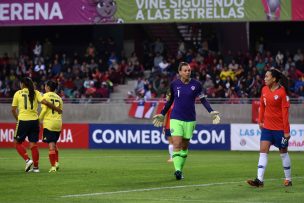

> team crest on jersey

[
  {"left": 191, "top": 86, "right": 195, "bottom": 91},
  {"left": 274, "top": 95, "right": 279, "bottom": 100}
]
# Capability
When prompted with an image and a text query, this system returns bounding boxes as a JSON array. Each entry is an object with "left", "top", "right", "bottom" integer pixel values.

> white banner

[{"left": 231, "top": 124, "right": 304, "bottom": 151}]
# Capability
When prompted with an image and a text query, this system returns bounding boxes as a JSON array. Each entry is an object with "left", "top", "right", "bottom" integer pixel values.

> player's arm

[
  {"left": 258, "top": 89, "right": 265, "bottom": 129},
  {"left": 39, "top": 104, "right": 47, "bottom": 122},
  {"left": 198, "top": 85, "right": 220, "bottom": 124},
  {"left": 282, "top": 92, "right": 290, "bottom": 137},
  {"left": 11, "top": 106, "right": 18, "bottom": 121},
  {"left": 11, "top": 92, "right": 18, "bottom": 121},
  {"left": 36, "top": 91, "right": 62, "bottom": 114}
]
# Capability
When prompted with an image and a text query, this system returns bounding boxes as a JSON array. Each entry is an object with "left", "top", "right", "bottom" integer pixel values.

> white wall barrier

[{"left": 231, "top": 124, "right": 304, "bottom": 151}]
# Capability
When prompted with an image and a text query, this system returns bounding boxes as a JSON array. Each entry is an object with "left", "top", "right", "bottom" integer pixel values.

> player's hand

[
  {"left": 152, "top": 114, "right": 164, "bottom": 127},
  {"left": 55, "top": 107, "right": 62, "bottom": 114},
  {"left": 281, "top": 133, "right": 290, "bottom": 148},
  {"left": 258, "top": 122, "right": 264, "bottom": 129},
  {"left": 210, "top": 111, "right": 220, "bottom": 124}
]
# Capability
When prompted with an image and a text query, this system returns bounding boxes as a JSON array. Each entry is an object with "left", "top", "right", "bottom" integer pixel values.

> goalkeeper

[{"left": 153, "top": 62, "right": 220, "bottom": 180}]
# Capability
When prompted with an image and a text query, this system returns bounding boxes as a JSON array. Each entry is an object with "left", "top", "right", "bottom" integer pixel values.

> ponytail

[
  {"left": 269, "top": 68, "right": 289, "bottom": 95},
  {"left": 21, "top": 77, "right": 35, "bottom": 107}
]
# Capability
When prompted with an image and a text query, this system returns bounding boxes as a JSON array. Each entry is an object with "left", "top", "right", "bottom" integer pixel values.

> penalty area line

[{"left": 60, "top": 181, "right": 241, "bottom": 198}]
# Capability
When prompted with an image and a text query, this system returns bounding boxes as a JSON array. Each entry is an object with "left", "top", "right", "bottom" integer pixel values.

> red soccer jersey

[{"left": 258, "top": 86, "right": 290, "bottom": 133}]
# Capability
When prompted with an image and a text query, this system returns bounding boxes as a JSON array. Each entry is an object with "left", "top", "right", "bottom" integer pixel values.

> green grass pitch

[{"left": 0, "top": 149, "right": 303, "bottom": 203}]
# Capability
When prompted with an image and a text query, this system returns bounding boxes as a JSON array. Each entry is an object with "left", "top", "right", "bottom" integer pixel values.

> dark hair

[
  {"left": 46, "top": 80, "right": 58, "bottom": 92},
  {"left": 178, "top": 62, "right": 189, "bottom": 71},
  {"left": 21, "top": 77, "right": 35, "bottom": 107},
  {"left": 269, "top": 68, "right": 289, "bottom": 95}
]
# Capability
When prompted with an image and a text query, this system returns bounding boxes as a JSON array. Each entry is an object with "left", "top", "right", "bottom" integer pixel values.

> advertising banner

[
  {"left": 0, "top": 123, "right": 89, "bottom": 148},
  {"left": 231, "top": 124, "right": 304, "bottom": 151},
  {"left": 0, "top": 0, "right": 303, "bottom": 26},
  {"left": 89, "top": 124, "right": 230, "bottom": 150}
]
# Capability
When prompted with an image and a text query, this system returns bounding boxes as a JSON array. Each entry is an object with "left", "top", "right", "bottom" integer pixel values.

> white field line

[{"left": 61, "top": 176, "right": 304, "bottom": 198}]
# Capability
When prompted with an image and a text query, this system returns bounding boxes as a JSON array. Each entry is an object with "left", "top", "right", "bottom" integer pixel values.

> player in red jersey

[
  {"left": 163, "top": 90, "right": 174, "bottom": 162},
  {"left": 247, "top": 68, "right": 292, "bottom": 187}
]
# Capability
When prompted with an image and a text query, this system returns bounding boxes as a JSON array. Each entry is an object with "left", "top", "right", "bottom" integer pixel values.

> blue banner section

[{"left": 89, "top": 124, "right": 230, "bottom": 150}]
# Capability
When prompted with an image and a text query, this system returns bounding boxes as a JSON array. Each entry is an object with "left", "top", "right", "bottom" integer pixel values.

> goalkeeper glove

[
  {"left": 210, "top": 111, "right": 220, "bottom": 124},
  {"left": 152, "top": 114, "right": 164, "bottom": 127}
]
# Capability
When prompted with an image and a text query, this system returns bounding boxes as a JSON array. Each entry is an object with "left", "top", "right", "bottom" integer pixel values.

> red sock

[
  {"left": 31, "top": 145, "right": 39, "bottom": 168},
  {"left": 16, "top": 143, "right": 29, "bottom": 161},
  {"left": 55, "top": 148, "right": 59, "bottom": 163},
  {"left": 49, "top": 150, "right": 56, "bottom": 166}
]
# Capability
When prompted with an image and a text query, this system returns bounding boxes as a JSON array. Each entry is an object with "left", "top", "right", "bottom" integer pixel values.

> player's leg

[
  {"left": 179, "top": 121, "right": 195, "bottom": 172},
  {"left": 280, "top": 148, "right": 292, "bottom": 186},
  {"left": 28, "top": 120, "right": 40, "bottom": 172},
  {"left": 170, "top": 119, "right": 184, "bottom": 180},
  {"left": 166, "top": 131, "right": 173, "bottom": 162},
  {"left": 55, "top": 145, "right": 60, "bottom": 170},
  {"left": 274, "top": 131, "right": 292, "bottom": 186},
  {"left": 48, "top": 142, "right": 57, "bottom": 172},
  {"left": 14, "top": 121, "right": 32, "bottom": 172},
  {"left": 247, "top": 128, "right": 272, "bottom": 187}
]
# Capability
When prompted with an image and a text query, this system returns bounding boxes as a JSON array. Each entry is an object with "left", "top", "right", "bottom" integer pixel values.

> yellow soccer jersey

[
  {"left": 39, "top": 92, "right": 63, "bottom": 131},
  {"left": 12, "top": 88, "right": 43, "bottom": 120}
]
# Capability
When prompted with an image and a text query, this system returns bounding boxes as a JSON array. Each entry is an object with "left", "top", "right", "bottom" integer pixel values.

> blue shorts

[
  {"left": 165, "top": 129, "right": 171, "bottom": 137},
  {"left": 261, "top": 128, "right": 286, "bottom": 149}
]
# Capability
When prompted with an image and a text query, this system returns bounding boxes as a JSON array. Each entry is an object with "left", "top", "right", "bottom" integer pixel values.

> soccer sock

[
  {"left": 257, "top": 153, "right": 268, "bottom": 182},
  {"left": 172, "top": 151, "right": 183, "bottom": 171},
  {"left": 31, "top": 145, "right": 39, "bottom": 168},
  {"left": 180, "top": 149, "right": 188, "bottom": 171},
  {"left": 15, "top": 143, "right": 30, "bottom": 161},
  {"left": 55, "top": 147, "right": 59, "bottom": 163},
  {"left": 280, "top": 153, "right": 291, "bottom": 181},
  {"left": 168, "top": 144, "right": 173, "bottom": 159},
  {"left": 49, "top": 150, "right": 56, "bottom": 167}
]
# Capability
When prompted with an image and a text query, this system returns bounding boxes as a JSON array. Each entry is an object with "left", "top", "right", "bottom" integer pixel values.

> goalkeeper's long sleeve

[
  {"left": 199, "top": 97, "right": 213, "bottom": 113},
  {"left": 161, "top": 86, "right": 174, "bottom": 116}
]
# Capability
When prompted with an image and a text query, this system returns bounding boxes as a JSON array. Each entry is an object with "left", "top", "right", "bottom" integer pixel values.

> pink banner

[{"left": 0, "top": 0, "right": 101, "bottom": 26}]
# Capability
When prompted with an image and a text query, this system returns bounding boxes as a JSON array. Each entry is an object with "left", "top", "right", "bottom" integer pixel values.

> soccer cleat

[
  {"left": 49, "top": 167, "right": 57, "bottom": 173},
  {"left": 284, "top": 180, "right": 292, "bottom": 187},
  {"left": 167, "top": 158, "right": 173, "bottom": 163},
  {"left": 25, "top": 159, "right": 33, "bottom": 172},
  {"left": 55, "top": 162, "right": 60, "bottom": 171},
  {"left": 29, "top": 167, "right": 40, "bottom": 173},
  {"left": 174, "top": 170, "right": 183, "bottom": 180},
  {"left": 247, "top": 178, "right": 264, "bottom": 187}
]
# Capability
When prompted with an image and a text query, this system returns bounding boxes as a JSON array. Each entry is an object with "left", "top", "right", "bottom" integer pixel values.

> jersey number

[
  {"left": 22, "top": 94, "right": 33, "bottom": 110},
  {"left": 50, "top": 99, "right": 60, "bottom": 114},
  {"left": 177, "top": 89, "right": 180, "bottom": 98}
]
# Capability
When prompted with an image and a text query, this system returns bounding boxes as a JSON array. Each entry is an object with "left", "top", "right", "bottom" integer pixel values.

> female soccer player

[
  {"left": 163, "top": 90, "right": 173, "bottom": 163},
  {"left": 39, "top": 80, "right": 63, "bottom": 173},
  {"left": 12, "top": 77, "right": 61, "bottom": 172},
  {"left": 153, "top": 62, "right": 220, "bottom": 180},
  {"left": 247, "top": 68, "right": 292, "bottom": 187}
]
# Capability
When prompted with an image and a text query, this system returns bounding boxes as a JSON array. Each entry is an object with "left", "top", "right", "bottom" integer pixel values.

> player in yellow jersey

[
  {"left": 39, "top": 80, "right": 63, "bottom": 173},
  {"left": 11, "top": 77, "right": 62, "bottom": 173}
]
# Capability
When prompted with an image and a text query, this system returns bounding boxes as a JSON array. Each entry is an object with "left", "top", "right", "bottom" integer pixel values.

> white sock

[
  {"left": 280, "top": 153, "right": 291, "bottom": 181},
  {"left": 257, "top": 153, "right": 268, "bottom": 182},
  {"left": 168, "top": 144, "right": 173, "bottom": 159}
]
